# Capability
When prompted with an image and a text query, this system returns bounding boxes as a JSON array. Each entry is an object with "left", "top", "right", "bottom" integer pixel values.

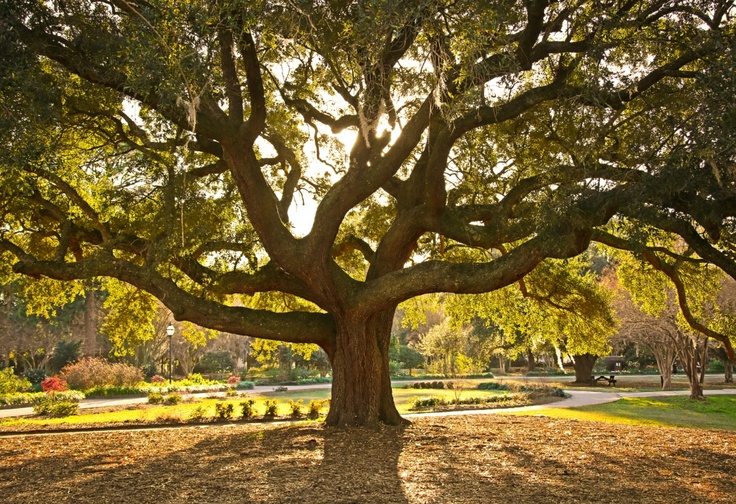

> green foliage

[
  {"left": 165, "top": 393, "right": 183, "bottom": 405},
  {"left": 49, "top": 339, "right": 82, "bottom": 374},
  {"left": 236, "top": 381, "right": 255, "bottom": 390},
  {"left": 412, "top": 381, "right": 445, "bottom": 389},
  {"left": 0, "top": 368, "right": 31, "bottom": 394},
  {"left": 477, "top": 382, "right": 509, "bottom": 391},
  {"left": 32, "top": 391, "right": 83, "bottom": 417},
  {"left": 240, "top": 399, "right": 256, "bottom": 419},
  {"left": 148, "top": 391, "right": 164, "bottom": 404},
  {"left": 215, "top": 402, "right": 234, "bottom": 420},
  {"left": 197, "top": 351, "right": 236, "bottom": 373},
  {"left": 307, "top": 399, "right": 328, "bottom": 419},
  {"left": 263, "top": 399, "right": 278, "bottom": 417},
  {"left": 189, "top": 405, "right": 210, "bottom": 422},
  {"left": 22, "top": 368, "right": 47, "bottom": 385},
  {"left": 288, "top": 399, "right": 303, "bottom": 417},
  {"left": 0, "top": 391, "right": 45, "bottom": 406},
  {"left": 99, "top": 280, "right": 158, "bottom": 357}
]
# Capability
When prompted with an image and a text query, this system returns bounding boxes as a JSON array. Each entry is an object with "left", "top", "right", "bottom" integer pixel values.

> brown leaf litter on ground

[{"left": 1, "top": 414, "right": 734, "bottom": 503}]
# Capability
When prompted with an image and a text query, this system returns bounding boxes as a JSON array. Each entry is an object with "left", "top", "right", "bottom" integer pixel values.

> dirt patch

[{"left": 1, "top": 414, "right": 734, "bottom": 503}]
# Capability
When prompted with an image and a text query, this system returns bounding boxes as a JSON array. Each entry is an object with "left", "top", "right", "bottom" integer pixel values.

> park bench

[{"left": 590, "top": 375, "right": 617, "bottom": 386}]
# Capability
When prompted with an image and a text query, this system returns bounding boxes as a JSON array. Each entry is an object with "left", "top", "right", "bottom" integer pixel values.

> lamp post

[{"left": 166, "top": 323, "right": 175, "bottom": 384}]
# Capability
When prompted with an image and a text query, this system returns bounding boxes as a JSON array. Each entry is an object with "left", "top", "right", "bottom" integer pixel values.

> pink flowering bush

[
  {"left": 227, "top": 376, "right": 240, "bottom": 386},
  {"left": 41, "top": 376, "right": 68, "bottom": 392},
  {"left": 150, "top": 375, "right": 166, "bottom": 383}
]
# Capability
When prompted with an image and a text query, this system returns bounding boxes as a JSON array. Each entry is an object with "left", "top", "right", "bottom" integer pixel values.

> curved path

[
  {"left": 406, "top": 388, "right": 736, "bottom": 419},
  {"left": 3, "top": 384, "right": 736, "bottom": 421}
]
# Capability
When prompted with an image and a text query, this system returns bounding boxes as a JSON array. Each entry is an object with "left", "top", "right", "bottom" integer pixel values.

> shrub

[
  {"left": 184, "top": 373, "right": 207, "bottom": 385},
  {"left": 410, "top": 396, "right": 446, "bottom": 410},
  {"left": 32, "top": 391, "right": 82, "bottom": 417},
  {"left": 189, "top": 405, "right": 210, "bottom": 422},
  {"left": 23, "top": 368, "right": 47, "bottom": 385},
  {"left": 240, "top": 399, "right": 256, "bottom": 419},
  {"left": 288, "top": 399, "right": 303, "bottom": 417},
  {"left": 215, "top": 402, "right": 234, "bottom": 420},
  {"left": 412, "top": 381, "right": 444, "bottom": 389},
  {"left": 0, "top": 368, "right": 32, "bottom": 394},
  {"left": 306, "top": 399, "right": 328, "bottom": 419},
  {"left": 41, "top": 376, "right": 68, "bottom": 392},
  {"left": 148, "top": 391, "right": 164, "bottom": 404},
  {"left": 150, "top": 375, "right": 166, "bottom": 383},
  {"left": 60, "top": 357, "right": 144, "bottom": 390},
  {"left": 237, "top": 380, "right": 255, "bottom": 390},
  {"left": 0, "top": 391, "right": 45, "bottom": 406},
  {"left": 477, "top": 382, "right": 509, "bottom": 391},
  {"left": 263, "top": 399, "right": 278, "bottom": 417},
  {"left": 227, "top": 376, "right": 240, "bottom": 386},
  {"left": 165, "top": 393, "right": 182, "bottom": 405}
]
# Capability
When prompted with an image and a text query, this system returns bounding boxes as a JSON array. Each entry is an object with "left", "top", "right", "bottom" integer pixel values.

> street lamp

[{"left": 166, "top": 323, "right": 175, "bottom": 384}]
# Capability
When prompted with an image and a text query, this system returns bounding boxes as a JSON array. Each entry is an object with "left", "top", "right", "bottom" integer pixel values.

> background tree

[{"left": 2, "top": 1, "right": 735, "bottom": 426}]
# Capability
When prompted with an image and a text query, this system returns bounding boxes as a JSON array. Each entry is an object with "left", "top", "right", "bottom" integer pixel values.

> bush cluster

[
  {"left": 32, "top": 391, "right": 84, "bottom": 417},
  {"left": 263, "top": 399, "right": 278, "bottom": 417},
  {"left": 150, "top": 375, "right": 166, "bottom": 383},
  {"left": 412, "top": 381, "right": 445, "bottom": 389},
  {"left": 240, "top": 399, "right": 256, "bottom": 419},
  {"left": 410, "top": 393, "right": 516, "bottom": 410},
  {"left": 60, "top": 357, "right": 144, "bottom": 390},
  {"left": 307, "top": 399, "right": 329, "bottom": 419},
  {"left": 215, "top": 402, "right": 234, "bottom": 420},
  {"left": 0, "top": 368, "right": 32, "bottom": 394},
  {"left": 148, "top": 391, "right": 182, "bottom": 405},
  {"left": 477, "top": 382, "right": 510, "bottom": 391},
  {"left": 23, "top": 369, "right": 47, "bottom": 385}
]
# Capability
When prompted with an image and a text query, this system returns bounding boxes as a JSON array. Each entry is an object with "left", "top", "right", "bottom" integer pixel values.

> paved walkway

[
  {"left": 3, "top": 385, "right": 736, "bottom": 420},
  {"left": 406, "top": 388, "right": 736, "bottom": 418}
]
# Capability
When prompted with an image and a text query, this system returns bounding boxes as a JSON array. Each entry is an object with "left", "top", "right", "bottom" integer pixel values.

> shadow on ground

[{"left": 1, "top": 415, "right": 735, "bottom": 503}]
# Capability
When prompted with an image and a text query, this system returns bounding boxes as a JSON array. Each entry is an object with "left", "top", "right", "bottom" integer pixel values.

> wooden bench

[{"left": 591, "top": 375, "right": 617, "bottom": 386}]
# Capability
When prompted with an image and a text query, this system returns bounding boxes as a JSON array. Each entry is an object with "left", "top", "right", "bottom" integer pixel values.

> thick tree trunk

[
  {"left": 725, "top": 359, "right": 734, "bottom": 383},
  {"left": 526, "top": 348, "right": 536, "bottom": 372},
  {"left": 326, "top": 310, "right": 404, "bottom": 428},
  {"left": 572, "top": 353, "right": 598, "bottom": 384}
]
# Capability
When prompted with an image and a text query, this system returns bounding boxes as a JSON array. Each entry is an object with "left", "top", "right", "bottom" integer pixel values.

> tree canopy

[{"left": 2, "top": 0, "right": 735, "bottom": 426}]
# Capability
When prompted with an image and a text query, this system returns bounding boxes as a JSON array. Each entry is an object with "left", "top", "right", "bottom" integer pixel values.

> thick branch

[{"left": 9, "top": 252, "right": 335, "bottom": 350}]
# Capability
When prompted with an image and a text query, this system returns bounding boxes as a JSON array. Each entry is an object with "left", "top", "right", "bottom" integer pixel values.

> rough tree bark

[
  {"left": 326, "top": 310, "right": 404, "bottom": 427},
  {"left": 572, "top": 353, "right": 598, "bottom": 384}
]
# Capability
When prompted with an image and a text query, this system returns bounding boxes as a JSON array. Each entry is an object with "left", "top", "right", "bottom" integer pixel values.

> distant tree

[
  {"left": 197, "top": 350, "right": 236, "bottom": 374},
  {"left": 397, "top": 346, "right": 425, "bottom": 376},
  {"left": 49, "top": 339, "right": 83, "bottom": 374}
]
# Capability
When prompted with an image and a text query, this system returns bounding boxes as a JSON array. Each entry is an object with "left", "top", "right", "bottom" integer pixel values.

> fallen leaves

[{"left": 1, "top": 415, "right": 734, "bottom": 503}]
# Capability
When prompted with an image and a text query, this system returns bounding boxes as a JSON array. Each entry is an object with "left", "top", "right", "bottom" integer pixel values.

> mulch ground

[{"left": 1, "top": 414, "right": 734, "bottom": 503}]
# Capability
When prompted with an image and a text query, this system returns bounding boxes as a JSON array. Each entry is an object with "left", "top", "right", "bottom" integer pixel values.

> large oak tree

[{"left": 2, "top": 0, "right": 736, "bottom": 426}]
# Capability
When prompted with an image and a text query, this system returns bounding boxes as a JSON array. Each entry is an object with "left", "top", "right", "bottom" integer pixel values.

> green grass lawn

[
  {"left": 508, "top": 395, "right": 736, "bottom": 431},
  {"left": 0, "top": 387, "right": 512, "bottom": 428}
]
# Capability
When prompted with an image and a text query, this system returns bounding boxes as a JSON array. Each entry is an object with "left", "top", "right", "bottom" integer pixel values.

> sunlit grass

[
  {"left": 506, "top": 395, "right": 736, "bottom": 431},
  {"left": 0, "top": 386, "right": 513, "bottom": 428}
]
